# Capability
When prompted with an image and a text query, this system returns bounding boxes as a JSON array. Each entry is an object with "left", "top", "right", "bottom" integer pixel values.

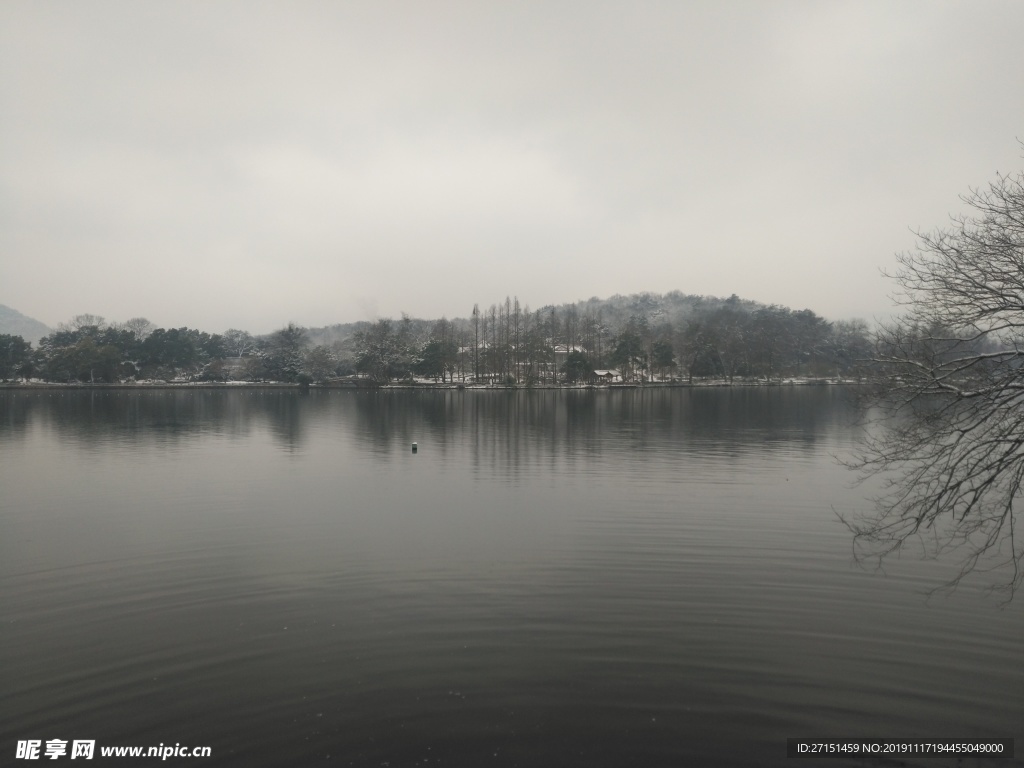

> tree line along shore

[{"left": 0, "top": 292, "right": 872, "bottom": 387}]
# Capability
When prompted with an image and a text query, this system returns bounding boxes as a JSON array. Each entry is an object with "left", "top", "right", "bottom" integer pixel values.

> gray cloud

[{"left": 2, "top": 1, "right": 1022, "bottom": 334}]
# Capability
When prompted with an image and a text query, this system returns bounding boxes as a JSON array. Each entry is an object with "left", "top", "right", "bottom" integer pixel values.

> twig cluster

[{"left": 845, "top": 165, "right": 1024, "bottom": 598}]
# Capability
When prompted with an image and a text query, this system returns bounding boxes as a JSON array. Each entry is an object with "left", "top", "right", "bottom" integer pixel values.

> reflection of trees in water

[
  {"left": 0, "top": 389, "right": 328, "bottom": 452},
  {"left": 343, "top": 387, "right": 858, "bottom": 474},
  {"left": 0, "top": 390, "right": 208, "bottom": 446},
  {"left": 0, "top": 392, "right": 34, "bottom": 437},
  {"left": 350, "top": 391, "right": 444, "bottom": 455},
  {"left": 844, "top": 392, "right": 1024, "bottom": 599},
  {"left": 1, "top": 386, "right": 860, "bottom": 462},
  {"left": 255, "top": 391, "right": 307, "bottom": 452},
  {"left": 665, "top": 386, "right": 856, "bottom": 447},
  {"left": 0, "top": 390, "right": 291, "bottom": 448}
]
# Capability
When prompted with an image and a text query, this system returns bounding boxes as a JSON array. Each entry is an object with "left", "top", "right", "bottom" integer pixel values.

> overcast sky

[{"left": 2, "top": 1, "right": 1022, "bottom": 334}]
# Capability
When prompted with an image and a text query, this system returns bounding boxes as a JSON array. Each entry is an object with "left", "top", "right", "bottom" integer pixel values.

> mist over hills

[
  {"left": 3, "top": 291, "right": 860, "bottom": 349},
  {"left": 0, "top": 305, "right": 52, "bottom": 345},
  {"left": 305, "top": 291, "right": 779, "bottom": 348}
]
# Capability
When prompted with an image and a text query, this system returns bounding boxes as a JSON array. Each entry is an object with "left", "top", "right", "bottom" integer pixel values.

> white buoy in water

[{"left": 412, "top": 442, "right": 418, "bottom": 453}]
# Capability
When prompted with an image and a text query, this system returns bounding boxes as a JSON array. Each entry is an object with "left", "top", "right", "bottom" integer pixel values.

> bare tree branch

[{"left": 846, "top": 158, "right": 1024, "bottom": 598}]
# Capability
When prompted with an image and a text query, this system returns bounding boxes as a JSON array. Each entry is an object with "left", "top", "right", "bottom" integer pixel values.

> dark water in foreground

[{"left": 1, "top": 388, "right": 1021, "bottom": 767}]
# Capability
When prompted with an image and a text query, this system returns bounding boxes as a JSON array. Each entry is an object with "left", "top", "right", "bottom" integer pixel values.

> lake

[{"left": 1, "top": 388, "right": 1021, "bottom": 766}]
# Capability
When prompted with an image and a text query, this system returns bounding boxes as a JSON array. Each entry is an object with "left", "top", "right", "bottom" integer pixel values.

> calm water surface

[{"left": 1, "top": 388, "right": 1021, "bottom": 767}]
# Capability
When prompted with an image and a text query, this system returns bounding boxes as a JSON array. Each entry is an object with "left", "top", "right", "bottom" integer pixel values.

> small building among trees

[{"left": 593, "top": 369, "right": 622, "bottom": 384}]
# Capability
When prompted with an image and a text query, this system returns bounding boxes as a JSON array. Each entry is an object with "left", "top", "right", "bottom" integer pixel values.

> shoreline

[{"left": 0, "top": 378, "right": 858, "bottom": 391}]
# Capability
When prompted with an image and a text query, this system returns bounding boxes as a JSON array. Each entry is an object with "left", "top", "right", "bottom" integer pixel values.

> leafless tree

[
  {"left": 472, "top": 304, "right": 480, "bottom": 382},
  {"left": 121, "top": 317, "right": 155, "bottom": 341},
  {"left": 58, "top": 313, "right": 106, "bottom": 332},
  {"left": 222, "top": 328, "right": 256, "bottom": 357},
  {"left": 844, "top": 164, "right": 1024, "bottom": 598}
]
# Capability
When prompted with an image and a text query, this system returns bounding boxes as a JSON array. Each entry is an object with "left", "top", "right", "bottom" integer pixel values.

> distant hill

[
  {"left": 0, "top": 305, "right": 53, "bottom": 345},
  {"left": 304, "top": 290, "right": 770, "bottom": 348},
  {"left": 530, "top": 290, "right": 765, "bottom": 331}
]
